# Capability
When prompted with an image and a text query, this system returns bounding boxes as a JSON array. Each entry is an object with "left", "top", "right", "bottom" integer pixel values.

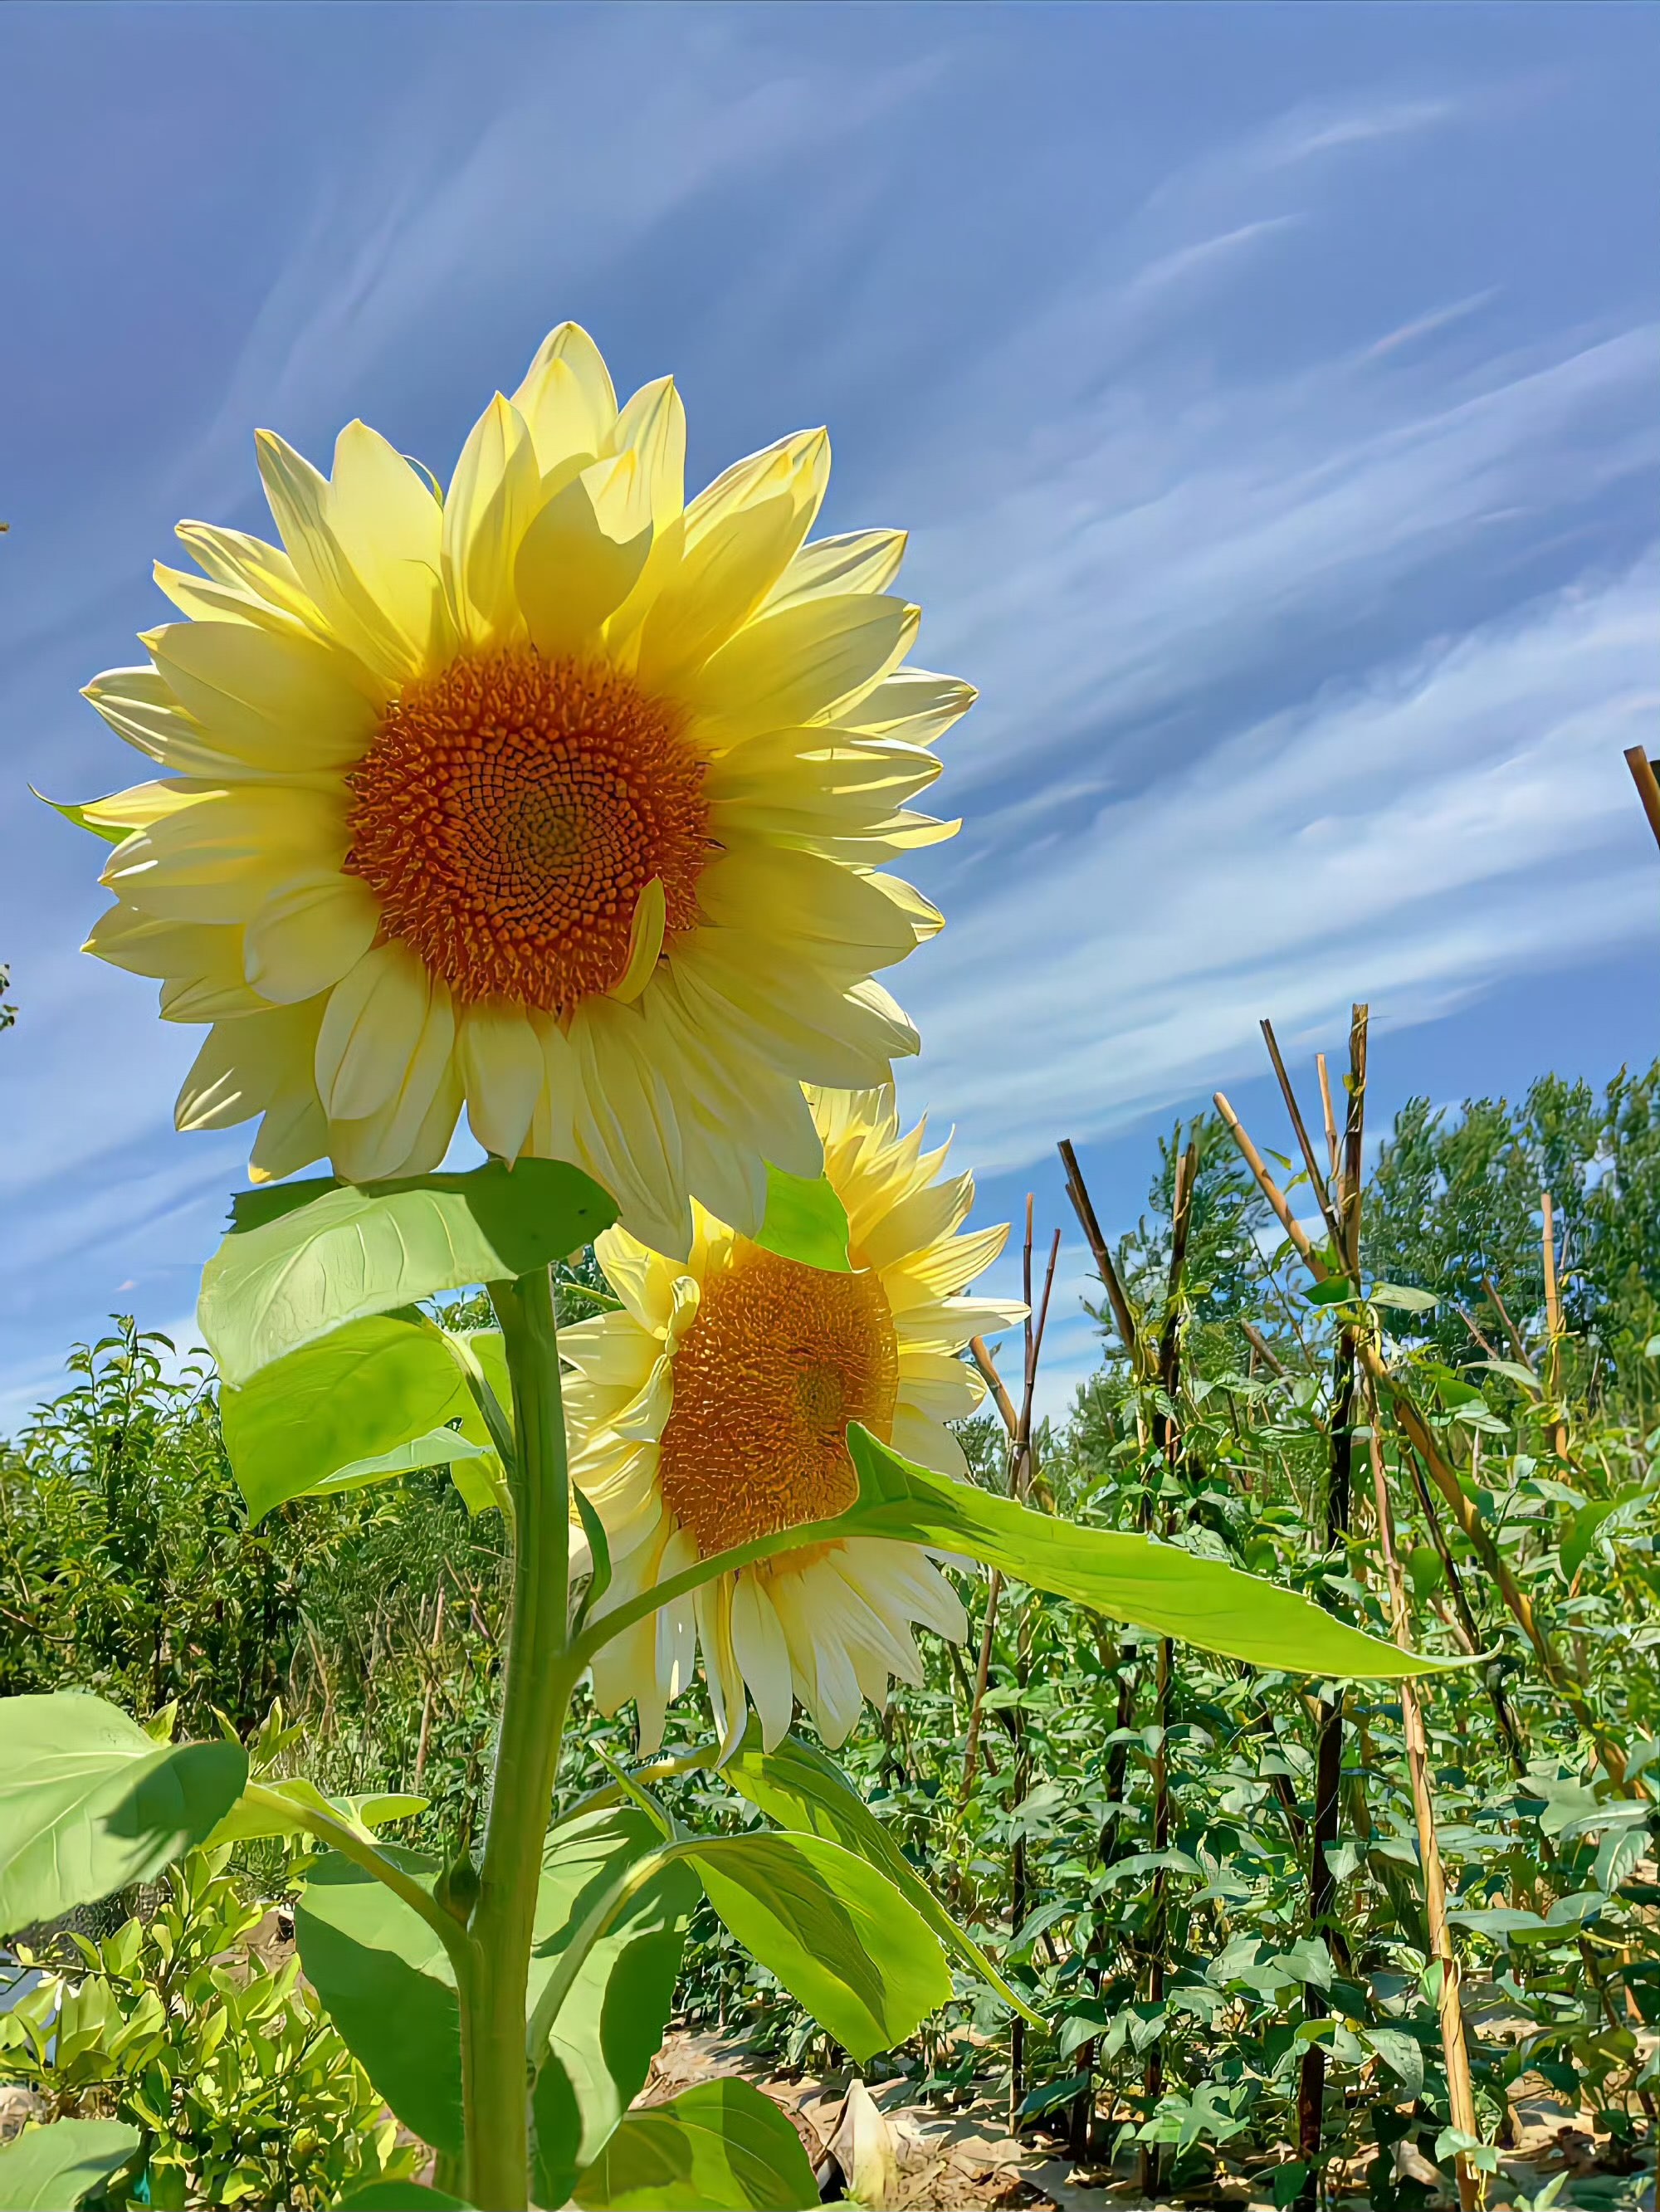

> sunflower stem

[{"left": 461, "top": 1265, "right": 575, "bottom": 2212}]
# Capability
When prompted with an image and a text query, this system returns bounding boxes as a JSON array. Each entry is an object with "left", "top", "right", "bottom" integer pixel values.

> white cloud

[{"left": 905, "top": 549, "right": 1660, "bottom": 1174}]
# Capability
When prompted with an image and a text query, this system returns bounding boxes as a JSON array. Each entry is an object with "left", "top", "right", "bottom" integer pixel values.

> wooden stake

[
  {"left": 1624, "top": 745, "right": 1660, "bottom": 855},
  {"left": 1365, "top": 1394, "right": 1482, "bottom": 2212}
]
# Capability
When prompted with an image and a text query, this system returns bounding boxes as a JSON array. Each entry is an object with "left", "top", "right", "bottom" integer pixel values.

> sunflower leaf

[
  {"left": 841, "top": 1428, "right": 1456, "bottom": 1678},
  {"left": 0, "top": 1692, "right": 247, "bottom": 1931},
  {"left": 725, "top": 1724, "right": 1041, "bottom": 2028},
  {"left": 203, "top": 1159, "right": 617, "bottom": 1384},
  {"left": 218, "top": 1314, "right": 481, "bottom": 1521},
  {"left": 0, "top": 2119, "right": 143, "bottom": 2210},
  {"left": 572, "top": 2078, "right": 819, "bottom": 2210},
  {"left": 754, "top": 1165, "right": 852, "bottom": 1273}
]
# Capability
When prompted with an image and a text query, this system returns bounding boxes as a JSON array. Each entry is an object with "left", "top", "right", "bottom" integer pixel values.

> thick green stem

[{"left": 461, "top": 1267, "right": 578, "bottom": 2212}]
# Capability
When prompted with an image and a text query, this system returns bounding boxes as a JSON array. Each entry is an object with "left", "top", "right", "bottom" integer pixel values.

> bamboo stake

[
  {"left": 1140, "top": 1138, "right": 1197, "bottom": 2192},
  {"left": 1214, "top": 1086, "right": 1638, "bottom": 1795},
  {"left": 1296, "top": 1008, "right": 1366, "bottom": 2208},
  {"left": 1057, "top": 1139, "right": 1152, "bottom": 1383},
  {"left": 1365, "top": 1393, "right": 1482, "bottom": 2212},
  {"left": 1541, "top": 1192, "right": 1568, "bottom": 1458},
  {"left": 1624, "top": 745, "right": 1660, "bottom": 856},
  {"left": 1316, "top": 1052, "right": 1340, "bottom": 1179},
  {"left": 1262, "top": 1018, "right": 1343, "bottom": 1250}
]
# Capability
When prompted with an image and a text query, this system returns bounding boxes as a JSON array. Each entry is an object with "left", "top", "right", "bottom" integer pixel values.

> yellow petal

[
  {"left": 514, "top": 452, "right": 653, "bottom": 657},
  {"left": 460, "top": 1002, "right": 544, "bottom": 1161},
  {"left": 763, "top": 526, "right": 906, "bottom": 613},
  {"left": 604, "top": 375, "right": 685, "bottom": 529},
  {"left": 327, "top": 420, "right": 449, "bottom": 666},
  {"left": 145, "top": 621, "right": 377, "bottom": 770},
  {"left": 84, "top": 904, "right": 242, "bottom": 985},
  {"left": 176, "top": 1001, "right": 322, "bottom": 1132},
  {"left": 173, "top": 521, "right": 317, "bottom": 626},
  {"left": 696, "top": 847, "right": 921, "bottom": 973},
  {"left": 842, "top": 667, "right": 976, "bottom": 746},
  {"left": 82, "top": 666, "right": 217, "bottom": 772},
  {"left": 442, "top": 393, "right": 543, "bottom": 647},
  {"left": 250, "top": 1089, "right": 330, "bottom": 1184},
  {"left": 100, "top": 788, "right": 348, "bottom": 925},
  {"left": 607, "top": 877, "right": 665, "bottom": 1004},
  {"left": 243, "top": 872, "right": 381, "bottom": 1004},
  {"left": 634, "top": 493, "right": 809, "bottom": 691},
  {"left": 315, "top": 941, "right": 433, "bottom": 1121},
  {"left": 330, "top": 986, "right": 460, "bottom": 1181},
  {"left": 687, "top": 594, "right": 919, "bottom": 740},
  {"left": 255, "top": 428, "right": 422, "bottom": 689},
  {"left": 153, "top": 560, "right": 315, "bottom": 641},
  {"left": 510, "top": 322, "right": 618, "bottom": 473},
  {"left": 730, "top": 1575, "right": 794, "bottom": 1751}
]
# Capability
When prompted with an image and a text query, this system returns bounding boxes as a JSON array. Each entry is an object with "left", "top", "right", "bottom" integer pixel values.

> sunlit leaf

[
  {"left": 753, "top": 1165, "right": 851, "bottom": 1273},
  {"left": 725, "top": 1724, "right": 1040, "bottom": 2027},
  {"left": 201, "top": 1159, "right": 616, "bottom": 1384},
  {"left": 219, "top": 1314, "right": 478, "bottom": 1522},
  {"left": 0, "top": 1692, "right": 247, "bottom": 1930},
  {"left": 531, "top": 1808, "right": 701, "bottom": 2211},
  {"left": 573, "top": 2078, "right": 819, "bottom": 2210},
  {"left": 0, "top": 2119, "right": 141, "bottom": 2208},
  {"left": 682, "top": 1831, "right": 950, "bottom": 2063}
]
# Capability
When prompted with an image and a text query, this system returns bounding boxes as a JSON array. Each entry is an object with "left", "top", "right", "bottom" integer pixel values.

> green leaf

[
  {"left": 1308, "top": 1277, "right": 1359, "bottom": 1307},
  {"left": 1562, "top": 1487, "right": 1653, "bottom": 1581},
  {"left": 682, "top": 1832, "right": 950, "bottom": 2063},
  {"left": 753, "top": 1165, "right": 851, "bottom": 1273},
  {"left": 725, "top": 1725, "right": 1041, "bottom": 2028},
  {"left": 0, "top": 2119, "right": 142, "bottom": 2208},
  {"left": 208, "top": 1776, "right": 428, "bottom": 1848},
  {"left": 1361, "top": 2027, "right": 1425, "bottom": 2100},
  {"left": 1405, "top": 1545, "right": 1444, "bottom": 1599},
  {"left": 0, "top": 1693, "right": 247, "bottom": 1931},
  {"left": 1370, "top": 1282, "right": 1439, "bottom": 1314},
  {"left": 294, "top": 1849, "right": 462, "bottom": 2158},
  {"left": 841, "top": 1428, "right": 1451, "bottom": 1677},
  {"left": 219, "top": 1314, "right": 481, "bottom": 1522},
  {"left": 530, "top": 1809, "right": 701, "bottom": 2212},
  {"left": 32, "top": 788, "right": 130, "bottom": 846},
  {"left": 574, "top": 2078, "right": 819, "bottom": 2210},
  {"left": 337, "top": 2188, "right": 473, "bottom": 2210},
  {"left": 201, "top": 1159, "right": 616, "bottom": 1385}
]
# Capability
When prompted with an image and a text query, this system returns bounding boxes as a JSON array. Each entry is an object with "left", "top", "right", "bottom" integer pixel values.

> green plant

[{"left": 0, "top": 1845, "right": 420, "bottom": 2209}]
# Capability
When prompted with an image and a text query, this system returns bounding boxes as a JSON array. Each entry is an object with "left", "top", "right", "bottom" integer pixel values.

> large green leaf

[
  {"left": 573, "top": 2078, "right": 818, "bottom": 2210},
  {"left": 294, "top": 1849, "right": 463, "bottom": 2158},
  {"left": 531, "top": 1809, "right": 702, "bottom": 2211},
  {"left": 725, "top": 1726, "right": 1039, "bottom": 2027},
  {"left": 0, "top": 1693, "right": 247, "bottom": 1932},
  {"left": 337, "top": 2189, "right": 473, "bottom": 2211},
  {"left": 0, "top": 2119, "right": 141, "bottom": 2209},
  {"left": 842, "top": 1428, "right": 1448, "bottom": 1677},
  {"left": 753, "top": 1165, "right": 851, "bottom": 1273},
  {"left": 200, "top": 1159, "right": 616, "bottom": 1384},
  {"left": 219, "top": 1314, "right": 480, "bottom": 1522},
  {"left": 683, "top": 1832, "right": 950, "bottom": 2063}
]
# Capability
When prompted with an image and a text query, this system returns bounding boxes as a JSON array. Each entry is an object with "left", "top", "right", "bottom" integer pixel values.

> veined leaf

[
  {"left": 201, "top": 1159, "right": 616, "bottom": 1384},
  {"left": 573, "top": 2078, "right": 818, "bottom": 2210},
  {"left": 683, "top": 1831, "right": 950, "bottom": 2063},
  {"left": 295, "top": 1849, "right": 463, "bottom": 2157},
  {"left": 531, "top": 1809, "right": 701, "bottom": 2212},
  {"left": 219, "top": 1314, "right": 477, "bottom": 1522},
  {"left": 841, "top": 1428, "right": 1450, "bottom": 1677},
  {"left": 725, "top": 1724, "right": 1040, "bottom": 2028},
  {"left": 753, "top": 1165, "right": 851, "bottom": 1273},
  {"left": 0, "top": 1692, "right": 247, "bottom": 1931},
  {"left": 0, "top": 2119, "right": 142, "bottom": 2208}
]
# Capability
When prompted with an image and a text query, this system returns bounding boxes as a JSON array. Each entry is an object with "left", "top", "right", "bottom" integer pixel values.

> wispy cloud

[{"left": 906, "top": 549, "right": 1660, "bottom": 1173}]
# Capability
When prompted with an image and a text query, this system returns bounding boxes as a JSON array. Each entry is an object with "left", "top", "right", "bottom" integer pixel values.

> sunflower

[
  {"left": 568, "top": 1084, "right": 1023, "bottom": 1755},
  {"left": 80, "top": 324, "right": 970, "bottom": 1251}
]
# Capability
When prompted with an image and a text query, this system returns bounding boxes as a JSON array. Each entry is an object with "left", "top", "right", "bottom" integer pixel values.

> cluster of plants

[{"left": 2, "top": 1052, "right": 1656, "bottom": 2208}]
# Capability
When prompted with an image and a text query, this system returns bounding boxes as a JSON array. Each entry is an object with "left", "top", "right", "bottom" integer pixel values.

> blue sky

[{"left": 2, "top": 2, "right": 1658, "bottom": 1428}]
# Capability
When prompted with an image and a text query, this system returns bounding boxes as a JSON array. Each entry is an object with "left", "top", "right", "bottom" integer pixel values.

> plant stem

[{"left": 462, "top": 1266, "right": 577, "bottom": 2212}]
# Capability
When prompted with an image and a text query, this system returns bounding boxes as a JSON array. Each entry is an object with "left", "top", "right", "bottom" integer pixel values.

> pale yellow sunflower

[
  {"left": 569, "top": 1084, "right": 1023, "bottom": 1755},
  {"left": 80, "top": 324, "right": 970, "bottom": 1251}
]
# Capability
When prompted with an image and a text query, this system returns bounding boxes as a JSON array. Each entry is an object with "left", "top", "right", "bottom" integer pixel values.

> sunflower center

[
  {"left": 657, "top": 1240, "right": 900, "bottom": 1556},
  {"left": 344, "top": 648, "right": 711, "bottom": 1012}
]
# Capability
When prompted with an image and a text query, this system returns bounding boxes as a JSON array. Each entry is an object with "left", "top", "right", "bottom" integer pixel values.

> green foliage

[
  {"left": 0, "top": 1848, "right": 420, "bottom": 2209},
  {"left": 752, "top": 1165, "right": 852, "bottom": 1272},
  {"left": 0, "top": 1692, "right": 246, "bottom": 1933},
  {"left": 0, "top": 2118, "right": 139, "bottom": 2209},
  {"left": 201, "top": 1160, "right": 617, "bottom": 1384},
  {"left": 572, "top": 2078, "right": 819, "bottom": 2210}
]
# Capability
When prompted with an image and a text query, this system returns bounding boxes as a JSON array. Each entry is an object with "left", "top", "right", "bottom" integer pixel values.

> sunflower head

[
  {"left": 567, "top": 1084, "right": 1024, "bottom": 1755},
  {"left": 80, "top": 324, "right": 972, "bottom": 1252}
]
